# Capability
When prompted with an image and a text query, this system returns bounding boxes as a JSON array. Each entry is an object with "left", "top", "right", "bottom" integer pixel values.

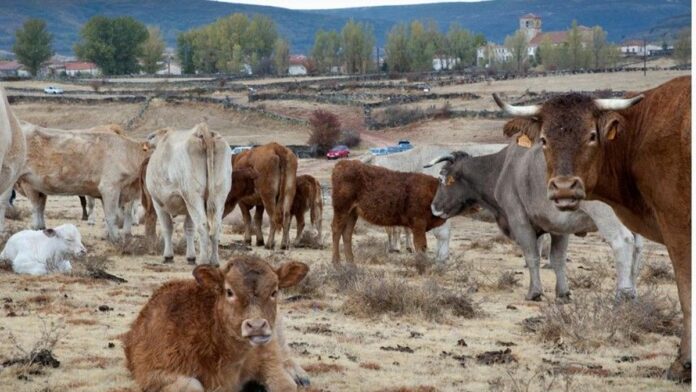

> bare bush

[
  {"left": 3, "top": 318, "right": 64, "bottom": 377},
  {"left": 374, "top": 102, "right": 453, "bottom": 128},
  {"left": 537, "top": 286, "right": 681, "bottom": 351},
  {"left": 640, "top": 260, "right": 674, "bottom": 284},
  {"left": 497, "top": 271, "right": 522, "bottom": 291},
  {"left": 354, "top": 236, "right": 390, "bottom": 264},
  {"left": 307, "top": 109, "right": 341, "bottom": 155}
]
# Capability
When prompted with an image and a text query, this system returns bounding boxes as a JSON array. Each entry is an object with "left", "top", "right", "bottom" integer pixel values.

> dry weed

[
  {"left": 3, "top": 318, "right": 64, "bottom": 379},
  {"left": 640, "top": 260, "right": 674, "bottom": 284},
  {"left": 496, "top": 271, "right": 522, "bottom": 291}
]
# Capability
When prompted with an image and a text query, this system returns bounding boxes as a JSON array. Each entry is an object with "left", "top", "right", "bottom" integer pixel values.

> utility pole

[{"left": 643, "top": 38, "right": 647, "bottom": 76}]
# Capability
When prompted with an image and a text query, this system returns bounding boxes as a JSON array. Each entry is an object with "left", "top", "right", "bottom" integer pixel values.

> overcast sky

[{"left": 217, "top": 0, "right": 486, "bottom": 10}]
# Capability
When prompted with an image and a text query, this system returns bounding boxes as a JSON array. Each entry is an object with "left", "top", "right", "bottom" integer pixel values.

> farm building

[
  {"left": 64, "top": 61, "right": 100, "bottom": 77},
  {"left": 0, "top": 60, "right": 30, "bottom": 77},
  {"left": 289, "top": 54, "right": 308, "bottom": 75},
  {"left": 620, "top": 40, "right": 666, "bottom": 56}
]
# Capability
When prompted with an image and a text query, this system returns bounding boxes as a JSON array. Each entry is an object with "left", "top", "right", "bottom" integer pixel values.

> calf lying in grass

[{"left": 122, "top": 255, "right": 309, "bottom": 391}]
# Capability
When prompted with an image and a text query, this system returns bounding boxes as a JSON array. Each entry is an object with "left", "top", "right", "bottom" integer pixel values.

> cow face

[
  {"left": 494, "top": 93, "right": 643, "bottom": 211},
  {"left": 428, "top": 152, "right": 479, "bottom": 219},
  {"left": 52, "top": 224, "right": 87, "bottom": 257},
  {"left": 144, "top": 128, "right": 171, "bottom": 149},
  {"left": 193, "top": 256, "right": 308, "bottom": 347}
]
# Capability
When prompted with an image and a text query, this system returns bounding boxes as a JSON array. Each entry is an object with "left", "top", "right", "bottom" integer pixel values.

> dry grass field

[{"left": 0, "top": 70, "right": 690, "bottom": 391}]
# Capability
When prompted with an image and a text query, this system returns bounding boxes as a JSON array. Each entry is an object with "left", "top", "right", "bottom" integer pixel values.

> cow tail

[
  {"left": 312, "top": 178, "right": 323, "bottom": 240},
  {"left": 139, "top": 156, "right": 157, "bottom": 243},
  {"left": 200, "top": 124, "right": 218, "bottom": 236},
  {"left": 276, "top": 152, "right": 288, "bottom": 216}
]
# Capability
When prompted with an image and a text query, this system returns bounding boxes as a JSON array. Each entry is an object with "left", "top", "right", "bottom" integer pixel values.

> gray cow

[{"left": 427, "top": 143, "right": 643, "bottom": 300}]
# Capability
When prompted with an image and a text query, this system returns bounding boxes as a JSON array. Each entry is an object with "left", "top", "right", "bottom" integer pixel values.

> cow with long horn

[{"left": 493, "top": 76, "right": 691, "bottom": 383}]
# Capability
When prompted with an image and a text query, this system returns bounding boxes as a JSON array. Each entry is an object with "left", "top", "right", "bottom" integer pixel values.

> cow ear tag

[
  {"left": 446, "top": 176, "right": 455, "bottom": 186},
  {"left": 606, "top": 126, "right": 617, "bottom": 141},
  {"left": 517, "top": 134, "right": 532, "bottom": 148}
]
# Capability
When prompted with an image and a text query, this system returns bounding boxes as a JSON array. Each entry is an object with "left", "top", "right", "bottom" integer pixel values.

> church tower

[{"left": 519, "top": 13, "right": 541, "bottom": 42}]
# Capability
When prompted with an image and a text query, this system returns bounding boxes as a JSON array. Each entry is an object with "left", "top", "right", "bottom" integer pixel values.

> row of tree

[
  {"left": 13, "top": 16, "right": 167, "bottom": 76},
  {"left": 10, "top": 15, "right": 693, "bottom": 77}
]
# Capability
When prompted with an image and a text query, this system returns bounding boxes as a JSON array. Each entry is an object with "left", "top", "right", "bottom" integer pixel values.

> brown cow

[
  {"left": 493, "top": 76, "right": 691, "bottom": 382},
  {"left": 291, "top": 175, "right": 323, "bottom": 246},
  {"left": 331, "top": 160, "right": 445, "bottom": 263},
  {"left": 233, "top": 143, "right": 298, "bottom": 250},
  {"left": 122, "top": 255, "right": 309, "bottom": 391}
]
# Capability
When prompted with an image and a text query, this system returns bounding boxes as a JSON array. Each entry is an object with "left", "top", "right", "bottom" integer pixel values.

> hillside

[{"left": 0, "top": 0, "right": 690, "bottom": 56}]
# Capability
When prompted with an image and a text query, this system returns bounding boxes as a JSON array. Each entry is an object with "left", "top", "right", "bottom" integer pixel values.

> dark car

[{"left": 326, "top": 145, "right": 350, "bottom": 160}]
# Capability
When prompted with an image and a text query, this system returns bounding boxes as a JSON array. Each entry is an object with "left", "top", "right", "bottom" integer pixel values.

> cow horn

[
  {"left": 492, "top": 93, "right": 540, "bottom": 117},
  {"left": 594, "top": 95, "right": 644, "bottom": 111},
  {"left": 424, "top": 155, "right": 454, "bottom": 168}
]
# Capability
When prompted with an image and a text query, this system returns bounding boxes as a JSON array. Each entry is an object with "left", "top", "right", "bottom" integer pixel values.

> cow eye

[
  {"left": 270, "top": 290, "right": 278, "bottom": 299},
  {"left": 540, "top": 137, "right": 547, "bottom": 147},
  {"left": 589, "top": 132, "right": 598, "bottom": 143},
  {"left": 226, "top": 289, "right": 234, "bottom": 298}
]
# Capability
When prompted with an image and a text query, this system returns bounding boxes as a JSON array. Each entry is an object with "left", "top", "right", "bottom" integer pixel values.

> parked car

[
  {"left": 43, "top": 86, "right": 64, "bottom": 95},
  {"left": 369, "top": 140, "right": 413, "bottom": 156},
  {"left": 230, "top": 146, "right": 253, "bottom": 155},
  {"left": 326, "top": 145, "right": 350, "bottom": 160}
]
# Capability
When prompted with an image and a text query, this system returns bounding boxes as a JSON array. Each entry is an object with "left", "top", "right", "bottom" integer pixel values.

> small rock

[
  {"left": 506, "top": 304, "right": 517, "bottom": 310},
  {"left": 457, "top": 339, "right": 468, "bottom": 347},
  {"left": 98, "top": 305, "right": 113, "bottom": 312},
  {"left": 108, "top": 342, "right": 115, "bottom": 349}
]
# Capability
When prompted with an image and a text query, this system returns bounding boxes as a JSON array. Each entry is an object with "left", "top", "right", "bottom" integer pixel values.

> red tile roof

[
  {"left": 65, "top": 61, "right": 97, "bottom": 71},
  {"left": 0, "top": 60, "right": 22, "bottom": 71},
  {"left": 622, "top": 40, "right": 645, "bottom": 47},
  {"left": 289, "top": 55, "right": 307, "bottom": 65},
  {"left": 529, "top": 26, "right": 592, "bottom": 46}
]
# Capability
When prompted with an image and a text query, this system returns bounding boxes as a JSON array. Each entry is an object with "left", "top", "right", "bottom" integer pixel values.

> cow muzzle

[
  {"left": 547, "top": 176, "right": 586, "bottom": 211},
  {"left": 431, "top": 204, "right": 448, "bottom": 219},
  {"left": 241, "top": 318, "right": 272, "bottom": 346}
]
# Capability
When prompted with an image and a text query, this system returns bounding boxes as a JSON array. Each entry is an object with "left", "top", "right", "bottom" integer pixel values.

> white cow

[
  {"left": 361, "top": 144, "right": 507, "bottom": 262},
  {"left": 0, "top": 223, "right": 86, "bottom": 275},
  {"left": 0, "top": 87, "right": 27, "bottom": 233},
  {"left": 145, "top": 123, "right": 232, "bottom": 265}
]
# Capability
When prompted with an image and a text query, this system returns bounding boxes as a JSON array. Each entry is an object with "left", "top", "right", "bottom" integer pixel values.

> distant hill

[{"left": 0, "top": 0, "right": 690, "bottom": 56}]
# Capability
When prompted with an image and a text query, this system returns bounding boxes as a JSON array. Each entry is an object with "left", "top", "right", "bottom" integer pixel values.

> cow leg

[
  {"left": 403, "top": 227, "right": 414, "bottom": 253},
  {"left": 121, "top": 200, "right": 134, "bottom": 237},
  {"left": 209, "top": 204, "right": 224, "bottom": 267},
  {"left": 79, "top": 196, "right": 88, "bottom": 220},
  {"left": 184, "top": 214, "right": 197, "bottom": 265},
  {"left": 386, "top": 227, "right": 400, "bottom": 253},
  {"left": 293, "top": 211, "right": 305, "bottom": 246},
  {"left": 0, "top": 188, "right": 12, "bottom": 233},
  {"left": 411, "top": 224, "right": 428, "bottom": 255},
  {"left": 99, "top": 187, "right": 121, "bottom": 242},
  {"left": 590, "top": 213, "right": 638, "bottom": 300},
  {"left": 549, "top": 234, "right": 570, "bottom": 302},
  {"left": 86, "top": 196, "right": 96, "bottom": 226},
  {"left": 310, "top": 198, "right": 322, "bottom": 244},
  {"left": 431, "top": 221, "right": 451, "bottom": 263},
  {"left": 509, "top": 221, "right": 543, "bottom": 301},
  {"left": 630, "top": 235, "right": 645, "bottom": 293},
  {"left": 331, "top": 212, "right": 347, "bottom": 264},
  {"left": 239, "top": 202, "right": 254, "bottom": 245},
  {"left": 254, "top": 205, "right": 265, "bottom": 247},
  {"left": 24, "top": 188, "right": 47, "bottom": 230},
  {"left": 341, "top": 210, "right": 358, "bottom": 263},
  {"left": 153, "top": 203, "right": 174, "bottom": 263},
  {"left": 259, "top": 191, "right": 278, "bottom": 250},
  {"left": 280, "top": 173, "right": 296, "bottom": 251},
  {"left": 185, "top": 198, "right": 211, "bottom": 265}
]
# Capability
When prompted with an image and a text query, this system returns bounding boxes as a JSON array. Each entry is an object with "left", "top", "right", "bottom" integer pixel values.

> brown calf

[
  {"left": 233, "top": 143, "right": 298, "bottom": 249},
  {"left": 123, "top": 255, "right": 309, "bottom": 391},
  {"left": 494, "top": 76, "right": 691, "bottom": 381},
  {"left": 331, "top": 160, "right": 445, "bottom": 263}
]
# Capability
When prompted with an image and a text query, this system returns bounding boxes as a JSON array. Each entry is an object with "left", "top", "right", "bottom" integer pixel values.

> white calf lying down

[{"left": 0, "top": 224, "right": 86, "bottom": 275}]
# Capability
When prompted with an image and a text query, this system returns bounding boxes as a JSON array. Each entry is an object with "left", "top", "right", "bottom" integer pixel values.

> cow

[
  {"left": 0, "top": 87, "right": 26, "bottom": 233},
  {"left": 122, "top": 255, "right": 310, "bottom": 391},
  {"left": 331, "top": 160, "right": 445, "bottom": 264},
  {"left": 1, "top": 223, "right": 86, "bottom": 275},
  {"left": 290, "top": 175, "right": 323, "bottom": 246},
  {"left": 233, "top": 143, "right": 298, "bottom": 250},
  {"left": 361, "top": 144, "right": 507, "bottom": 261},
  {"left": 490, "top": 76, "right": 691, "bottom": 381},
  {"left": 145, "top": 124, "right": 232, "bottom": 265},
  {"left": 427, "top": 144, "right": 644, "bottom": 301},
  {"left": 14, "top": 122, "right": 149, "bottom": 241}
]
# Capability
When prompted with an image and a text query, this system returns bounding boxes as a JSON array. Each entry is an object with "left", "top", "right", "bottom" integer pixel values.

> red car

[{"left": 326, "top": 145, "right": 350, "bottom": 159}]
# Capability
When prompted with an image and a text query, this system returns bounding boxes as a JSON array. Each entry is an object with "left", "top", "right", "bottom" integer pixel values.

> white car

[
  {"left": 230, "top": 146, "right": 253, "bottom": 155},
  {"left": 43, "top": 86, "right": 64, "bottom": 94}
]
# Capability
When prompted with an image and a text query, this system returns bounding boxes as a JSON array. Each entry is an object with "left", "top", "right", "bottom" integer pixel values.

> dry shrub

[
  {"left": 338, "top": 129, "right": 361, "bottom": 148},
  {"left": 354, "top": 236, "right": 390, "bottom": 264},
  {"left": 375, "top": 102, "right": 452, "bottom": 128},
  {"left": 307, "top": 109, "right": 341, "bottom": 155},
  {"left": 359, "top": 362, "right": 381, "bottom": 370},
  {"left": 468, "top": 239, "right": 493, "bottom": 251},
  {"left": 640, "top": 260, "right": 674, "bottom": 284},
  {"left": 375, "top": 387, "right": 438, "bottom": 392},
  {"left": 3, "top": 318, "right": 64, "bottom": 377},
  {"left": 497, "top": 271, "right": 521, "bottom": 291},
  {"left": 537, "top": 286, "right": 680, "bottom": 351},
  {"left": 118, "top": 235, "right": 159, "bottom": 256},
  {"left": 488, "top": 364, "right": 575, "bottom": 392},
  {"left": 342, "top": 268, "right": 480, "bottom": 320},
  {"left": 303, "top": 363, "right": 345, "bottom": 374}
]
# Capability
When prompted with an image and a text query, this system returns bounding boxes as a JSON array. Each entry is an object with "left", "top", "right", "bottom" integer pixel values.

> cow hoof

[
  {"left": 163, "top": 256, "right": 174, "bottom": 264},
  {"left": 388, "top": 249, "right": 399, "bottom": 254},
  {"left": 294, "top": 375, "right": 311, "bottom": 387},
  {"left": 526, "top": 292, "right": 543, "bottom": 301},
  {"left": 186, "top": 257, "right": 196, "bottom": 265},
  {"left": 256, "top": 240, "right": 265, "bottom": 247},
  {"left": 666, "top": 358, "right": 691, "bottom": 383},
  {"left": 556, "top": 292, "right": 572, "bottom": 304},
  {"left": 280, "top": 244, "right": 289, "bottom": 250},
  {"left": 264, "top": 244, "right": 273, "bottom": 250},
  {"left": 615, "top": 288, "right": 637, "bottom": 303}
]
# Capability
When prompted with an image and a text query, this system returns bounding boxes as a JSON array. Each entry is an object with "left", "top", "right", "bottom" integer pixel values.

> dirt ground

[{"left": 0, "top": 71, "right": 689, "bottom": 391}]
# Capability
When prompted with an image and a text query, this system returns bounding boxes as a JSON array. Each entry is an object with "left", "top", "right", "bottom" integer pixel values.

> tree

[
  {"left": 504, "top": 30, "right": 528, "bottom": 73},
  {"left": 140, "top": 26, "right": 165, "bottom": 74},
  {"left": 308, "top": 109, "right": 341, "bottom": 154},
  {"left": 341, "top": 19, "right": 375, "bottom": 74},
  {"left": 311, "top": 29, "right": 341, "bottom": 74},
  {"left": 590, "top": 26, "right": 607, "bottom": 69},
  {"left": 566, "top": 20, "right": 589, "bottom": 70},
  {"left": 177, "top": 31, "right": 196, "bottom": 74},
  {"left": 75, "top": 16, "right": 148, "bottom": 75},
  {"left": 673, "top": 28, "right": 691, "bottom": 66},
  {"left": 407, "top": 21, "right": 434, "bottom": 72},
  {"left": 13, "top": 18, "right": 53, "bottom": 76},
  {"left": 446, "top": 23, "right": 476, "bottom": 69},
  {"left": 273, "top": 38, "right": 289, "bottom": 75},
  {"left": 385, "top": 23, "right": 411, "bottom": 73},
  {"left": 538, "top": 36, "right": 558, "bottom": 70}
]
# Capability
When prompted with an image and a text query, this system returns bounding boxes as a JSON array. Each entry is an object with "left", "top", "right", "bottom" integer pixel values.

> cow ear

[
  {"left": 193, "top": 265, "right": 224, "bottom": 290},
  {"left": 598, "top": 112, "right": 625, "bottom": 142},
  {"left": 276, "top": 262, "right": 309, "bottom": 289},
  {"left": 503, "top": 118, "right": 542, "bottom": 142}
]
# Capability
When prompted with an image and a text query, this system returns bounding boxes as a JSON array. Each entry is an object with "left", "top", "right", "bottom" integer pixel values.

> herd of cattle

[{"left": 0, "top": 75, "right": 691, "bottom": 390}]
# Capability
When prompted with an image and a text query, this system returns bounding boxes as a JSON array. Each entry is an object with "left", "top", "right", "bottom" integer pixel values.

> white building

[
  {"left": 476, "top": 44, "right": 512, "bottom": 66},
  {"left": 432, "top": 57, "right": 460, "bottom": 71},
  {"left": 288, "top": 54, "right": 308, "bottom": 76},
  {"left": 620, "top": 40, "right": 664, "bottom": 56}
]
